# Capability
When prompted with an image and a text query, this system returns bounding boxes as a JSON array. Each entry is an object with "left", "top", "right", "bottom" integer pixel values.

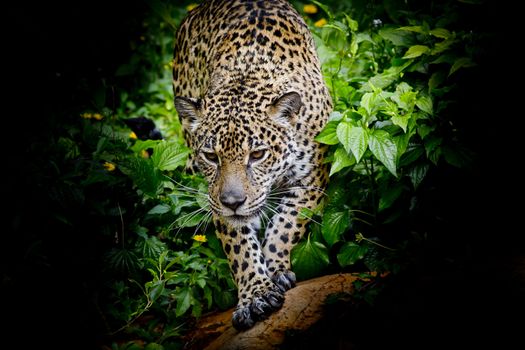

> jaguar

[{"left": 172, "top": 0, "right": 332, "bottom": 330}]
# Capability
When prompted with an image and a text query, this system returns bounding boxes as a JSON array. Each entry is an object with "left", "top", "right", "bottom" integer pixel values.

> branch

[{"left": 183, "top": 273, "right": 364, "bottom": 350}]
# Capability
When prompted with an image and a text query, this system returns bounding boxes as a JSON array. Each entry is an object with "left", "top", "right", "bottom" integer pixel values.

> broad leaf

[
  {"left": 361, "top": 62, "right": 411, "bottom": 91},
  {"left": 449, "top": 57, "right": 475, "bottom": 76},
  {"left": 147, "top": 280, "right": 165, "bottom": 301},
  {"left": 430, "top": 28, "right": 452, "bottom": 39},
  {"left": 315, "top": 120, "right": 340, "bottom": 145},
  {"left": 175, "top": 210, "right": 207, "bottom": 228},
  {"left": 322, "top": 209, "right": 350, "bottom": 247},
  {"left": 360, "top": 92, "right": 377, "bottom": 116},
  {"left": 379, "top": 27, "right": 415, "bottom": 47},
  {"left": 368, "top": 130, "right": 398, "bottom": 176},
  {"left": 337, "top": 242, "right": 368, "bottom": 267},
  {"left": 397, "top": 25, "right": 427, "bottom": 34},
  {"left": 291, "top": 238, "right": 329, "bottom": 280},
  {"left": 329, "top": 145, "right": 355, "bottom": 176},
  {"left": 175, "top": 287, "right": 193, "bottom": 317},
  {"left": 403, "top": 45, "right": 430, "bottom": 59},
  {"left": 131, "top": 139, "right": 159, "bottom": 153},
  {"left": 391, "top": 114, "right": 410, "bottom": 133},
  {"left": 336, "top": 122, "right": 369, "bottom": 162},
  {"left": 379, "top": 183, "right": 404, "bottom": 211},
  {"left": 147, "top": 204, "right": 171, "bottom": 215},
  {"left": 408, "top": 163, "right": 429, "bottom": 189},
  {"left": 126, "top": 157, "right": 163, "bottom": 197},
  {"left": 152, "top": 141, "right": 191, "bottom": 171},
  {"left": 416, "top": 95, "right": 433, "bottom": 115}
]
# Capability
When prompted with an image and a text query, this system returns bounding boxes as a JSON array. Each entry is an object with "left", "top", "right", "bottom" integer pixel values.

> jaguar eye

[
  {"left": 202, "top": 151, "right": 219, "bottom": 164},
  {"left": 249, "top": 149, "right": 266, "bottom": 162}
]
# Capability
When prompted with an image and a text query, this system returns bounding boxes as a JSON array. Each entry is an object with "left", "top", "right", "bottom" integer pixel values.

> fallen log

[{"left": 183, "top": 273, "right": 365, "bottom": 350}]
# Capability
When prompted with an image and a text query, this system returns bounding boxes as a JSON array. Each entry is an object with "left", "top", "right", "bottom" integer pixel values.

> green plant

[
  {"left": 19, "top": 0, "right": 485, "bottom": 348},
  {"left": 290, "top": 0, "right": 478, "bottom": 282}
]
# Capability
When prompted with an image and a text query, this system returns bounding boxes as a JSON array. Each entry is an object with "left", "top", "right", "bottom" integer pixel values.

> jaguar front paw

[
  {"left": 231, "top": 284, "right": 285, "bottom": 330},
  {"left": 272, "top": 269, "right": 296, "bottom": 292}
]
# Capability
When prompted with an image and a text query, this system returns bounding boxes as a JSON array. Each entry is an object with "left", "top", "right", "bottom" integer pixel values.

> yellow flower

[
  {"left": 140, "top": 149, "right": 150, "bottom": 158},
  {"left": 103, "top": 162, "right": 116, "bottom": 172},
  {"left": 92, "top": 113, "right": 104, "bottom": 120},
  {"left": 186, "top": 3, "right": 198, "bottom": 11},
  {"left": 193, "top": 234, "right": 207, "bottom": 243},
  {"left": 81, "top": 112, "right": 92, "bottom": 119},
  {"left": 129, "top": 131, "right": 138, "bottom": 139},
  {"left": 314, "top": 18, "right": 327, "bottom": 27},
  {"left": 303, "top": 4, "right": 318, "bottom": 14}
]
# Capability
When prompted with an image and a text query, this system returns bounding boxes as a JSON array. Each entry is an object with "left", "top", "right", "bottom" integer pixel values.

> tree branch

[{"left": 183, "top": 273, "right": 364, "bottom": 350}]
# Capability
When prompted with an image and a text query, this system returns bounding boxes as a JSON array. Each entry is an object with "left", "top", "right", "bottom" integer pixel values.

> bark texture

[{"left": 183, "top": 273, "right": 361, "bottom": 350}]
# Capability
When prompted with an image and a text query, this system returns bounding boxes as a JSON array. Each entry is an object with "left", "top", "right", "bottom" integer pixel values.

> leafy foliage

[
  {"left": 6, "top": 0, "right": 490, "bottom": 348},
  {"left": 290, "top": 0, "right": 480, "bottom": 282}
]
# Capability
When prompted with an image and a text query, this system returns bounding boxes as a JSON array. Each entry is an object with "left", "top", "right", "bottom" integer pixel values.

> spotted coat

[{"left": 172, "top": 0, "right": 332, "bottom": 330}]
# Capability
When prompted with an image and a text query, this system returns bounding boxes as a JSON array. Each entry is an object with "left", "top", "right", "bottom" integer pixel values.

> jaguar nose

[{"left": 220, "top": 191, "right": 247, "bottom": 211}]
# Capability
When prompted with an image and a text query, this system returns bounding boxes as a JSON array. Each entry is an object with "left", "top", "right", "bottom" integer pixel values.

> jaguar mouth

[{"left": 223, "top": 208, "right": 263, "bottom": 226}]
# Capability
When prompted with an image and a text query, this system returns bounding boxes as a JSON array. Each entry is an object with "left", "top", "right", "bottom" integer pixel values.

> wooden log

[{"left": 183, "top": 273, "right": 363, "bottom": 350}]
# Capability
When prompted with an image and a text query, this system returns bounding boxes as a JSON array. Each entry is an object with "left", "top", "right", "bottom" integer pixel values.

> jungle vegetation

[{"left": 3, "top": 0, "right": 519, "bottom": 349}]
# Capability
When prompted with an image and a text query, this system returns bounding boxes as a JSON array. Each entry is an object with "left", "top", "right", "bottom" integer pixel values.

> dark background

[{"left": 3, "top": 0, "right": 522, "bottom": 348}]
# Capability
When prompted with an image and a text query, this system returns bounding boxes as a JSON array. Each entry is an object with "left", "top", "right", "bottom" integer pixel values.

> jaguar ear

[
  {"left": 174, "top": 96, "right": 202, "bottom": 133},
  {"left": 268, "top": 92, "right": 303, "bottom": 126}
]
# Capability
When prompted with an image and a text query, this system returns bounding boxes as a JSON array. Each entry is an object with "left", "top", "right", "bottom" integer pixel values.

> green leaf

[
  {"left": 174, "top": 210, "right": 207, "bottom": 228},
  {"left": 203, "top": 285, "right": 213, "bottom": 309},
  {"left": 175, "top": 287, "right": 192, "bottom": 317},
  {"left": 311, "top": 0, "right": 334, "bottom": 19},
  {"left": 408, "top": 163, "right": 429, "bottom": 189},
  {"left": 368, "top": 130, "right": 398, "bottom": 176},
  {"left": 321, "top": 209, "right": 350, "bottom": 247},
  {"left": 315, "top": 120, "right": 340, "bottom": 145},
  {"left": 442, "top": 145, "right": 472, "bottom": 168},
  {"left": 428, "top": 71, "right": 447, "bottom": 90},
  {"left": 449, "top": 57, "right": 476, "bottom": 76},
  {"left": 399, "top": 146, "right": 425, "bottom": 167},
  {"left": 191, "top": 292, "right": 203, "bottom": 318},
  {"left": 151, "top": 141, "right": 191, "bottom": 171},
  {"left": 329, "top": 145, "right": 356, "bottom": 176},
  {"left": 361, "top": 62, "right": 411, "bottom": 91},
  {"left": 397, "top": 25, "right": 427, "bottom": 34},
  {"left": 291, "top": 237, "right": 329, "bottom": 280},
  {"left": 131, "top": 139, "right": 159, "bottom": 153},
  {"left": 145, "top": 343, "right": 164, "bottom": 350},
  {"left": 424, "top": 135, "right": 442, "bottom": 157},
  {"left": 336, "top": 122, "right": 369, "bottom": 162},
  {"left": 147, "top": 280, "right": 165, "bottom": 301},
  {"left": 379, "top": 27, "right": 415, "bottom": 47},
  {"left": 138, "top": 235, "right": 166, "bottom": 259},
  {"left": 337, "top": 242, "right": 368, "bottom": 267},
  {"left": 379, "top": 183, "right": 404, "bottom": 211},
  {"left": 391, "top": 114, "right": 410, "bottom": 133},
  {"left": 429, "top": 28, "right": 451, "bottom": 39},
  {"left": 124, "top": 157, "right": 163, "bottom": 197},
  {"left": 147, "top": 204, "right": 171, "bottom": 215},
  {"left": 416, "top": 95, "right": 433, "bottom": 115},
  {"left": 417, "top": 124, "right": 434, "bottom": 139},
  {"left": 344, "top": 14, "right": 358, "bottom": 32},
  {"left": 394, "top": 132, "right": 412, "bottom": 160},
  {"left": 213, "top": 289, "right": 236, "bottom": 310},
  {"left": 195, "top": 277, "right": 207, "bottom": 289},
  {"left": 431, "top": 37, "right": 457, "bottom": 55},
  {"left": 360, "top": 93, "right": 377, "bottom": 116},
  {"left": 396, "top": 89, "right": 418, "bottom": 112},
  {"left": 403, "top": 45, "right": 430, "bottom": 59}
]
